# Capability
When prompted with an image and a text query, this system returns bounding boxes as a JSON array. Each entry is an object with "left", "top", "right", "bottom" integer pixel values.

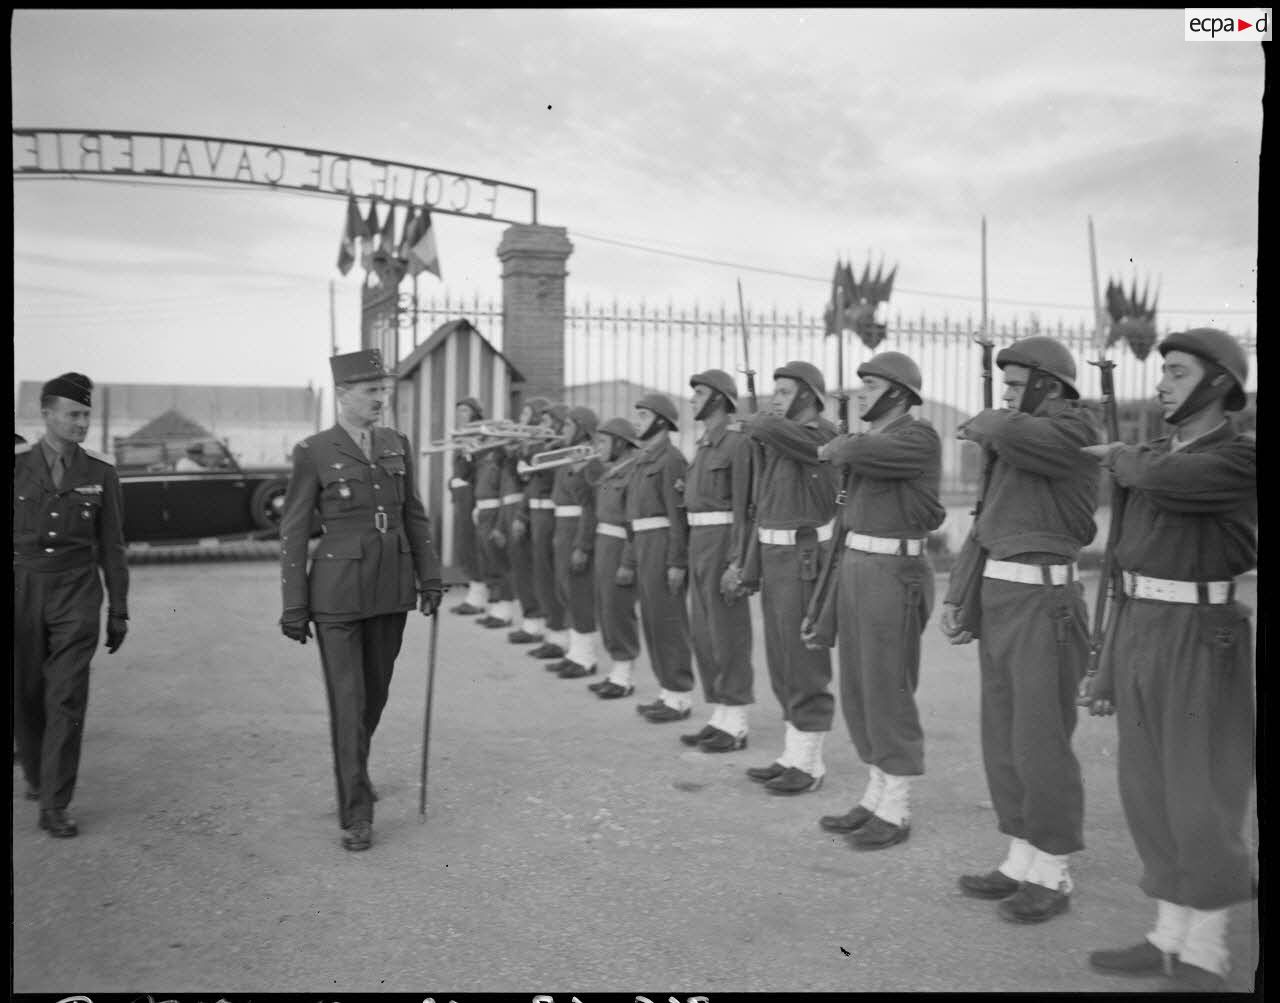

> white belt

[
  {"left": 1123, "top": 571, "right": 1235, "bottom": 605},
  {"left": 500, "top": 492, "right": 524, "bottom": 505},
  {"left": 555, "top": 505, "right": 583, "bottom": 518},
  {"left": 687, "top": 510, "right": 734, "bottom": 527},
  {"left": 529, "top": 498, "right": 556, "bottom": 510},
  {"left": 984, "top": 558, "right": 1077, "bottom": 587},
  {"left": 449, "top": 477, "right": 469, "bottom": 489},
  {"left": 474, "top": 498, "right": 501, "bottom": 511},
  {"left": 758, "top": 521, "right": 835, "bottom": 547},
  {"left": 596, "top": 522, "right": 627, "bottom": 539},
  {"left": 631, "top": 516, "right": 672, "bottom": 533},
  {"left": 845, "top": 533, "right": 925, "bottom": 557}
]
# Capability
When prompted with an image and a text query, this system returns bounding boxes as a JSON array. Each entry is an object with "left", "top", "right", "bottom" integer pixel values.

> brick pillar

[{"left": 497, "top": 224, "right": 573, "bottom": 401}]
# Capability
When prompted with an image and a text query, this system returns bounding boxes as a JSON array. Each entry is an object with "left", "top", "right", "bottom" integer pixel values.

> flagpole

[
  {"left": 413, "top": 273, "right": 420, "bottom": 349},
  {"left": 329, "top": 278, "right": 338, "bottom": 423},
  {"left": 980, "top": 216, "right": 988, "bottom": 338}
]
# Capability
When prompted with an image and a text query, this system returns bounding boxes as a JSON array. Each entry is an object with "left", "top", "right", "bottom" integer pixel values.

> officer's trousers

[
  {"left": 594, "top": 533, "right": 639, "bottom": 661},
  {"left": 474, "top": 507, "right": 511, "bottom": 602},
  {"left": 759, "top": 539, "right": 834, "bottom": 731},
  {"left": 553, "top": 517, "right": 595, "bottom": 632},
  {"left": 688, "top": 525, "right": 753, "bottom": 706},
  {"left": 632, "top": 529, "right": 694, "bottom": 693},
  {"left": 315, "top": 612, "right": 408, "bottom": 829},
  {"left": 1112, "top": 596, "right": 1255, "bottom": 909},
  {"left": 530, "top": 509, "right": 566, "bottom": 631},
  {"left": 837, "top": 549, "right": 932, "bottom": 776},
  {"left": 978, "top": 577, "right": 1087, "bottom": 856},
  {"left": 13, "top": 564, "right": 102, "bottom": 810}
]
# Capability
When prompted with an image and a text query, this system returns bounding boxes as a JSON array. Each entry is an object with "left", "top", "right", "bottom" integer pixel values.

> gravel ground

[{"left": 12, "top": 560, "right": 1258, "bottom": 994}]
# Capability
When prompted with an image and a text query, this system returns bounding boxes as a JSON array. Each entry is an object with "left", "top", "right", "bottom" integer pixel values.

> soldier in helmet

[
  {"left": 677, "top": 370, "right": 756, "bottom": 751},
  {"left": 550, "top": 406, "right": 605, "bottom": 677},
  {"left": 527, "top": 402, "right": 573, "bottom": 662},
  {"left": 448, "top": 397, "right": 488, "bottom": 615},
  {"left": 473, "top": 411, "right": 515, "bottom": 630},
  {"left": 621, "top": 393, "right": 696, "bottom": 722},
  {"left": 939, "top": 335, "right": 1100, "bottom": 922},
  {"left": 1080, "top": 329, "right": 1255, "bottom": 991},
  {"left": 735, "top": 361, "right": 840, "bottom": 794},
  {"left": 587, "top": 417, "right": 643, "bottom": 699},
  {"left": 806, "top": 352, "right": 945, "bottom": 849},
  {"left": 499, "top": 397, "right": 549, "bottom": 646},
  {"left": 14, "top": 373, "right": 129, "bottom": 838}
]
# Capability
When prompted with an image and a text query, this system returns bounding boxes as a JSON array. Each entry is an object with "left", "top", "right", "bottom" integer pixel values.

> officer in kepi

[
  {"left": 13, "top": 372, "right": 129, "bottom": 838},
  {"left": 278, "top": 349, "right": 444, "bottom": 852}
]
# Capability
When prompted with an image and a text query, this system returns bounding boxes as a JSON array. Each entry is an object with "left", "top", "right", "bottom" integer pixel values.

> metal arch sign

[{"left": 12, "top": 128, "right": 539, "bottom": 225}]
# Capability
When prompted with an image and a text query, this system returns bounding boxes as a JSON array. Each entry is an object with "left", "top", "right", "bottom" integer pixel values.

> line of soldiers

[{"left": 444, "top": 329, "right": 1255, "bottom": 991}]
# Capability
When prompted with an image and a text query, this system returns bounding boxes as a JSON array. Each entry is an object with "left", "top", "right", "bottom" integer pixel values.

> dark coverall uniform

[
  {"left": 14, "top": 442, "right": 129, "bottom": 811},
  {"left": 684, "top": 422, "right": 754, "bottom": 709},
  {"left": 946, "top": 402, "right": 1100, "bottom": 856},
  {"left": 592, "top": 457, "right": 640, "bottom": 665},
  {"left": 1103, "top": 424, "right": 1256, "bottom": 909},
  {"left": 279, "top": 424, "right": 441, "bottom": 830},
  {"left": 526, "top": 464, "right": 567, "bottom": 636},
  {"left": 552, "top": 456, "right": 604, "bottom": 634},
  {"left": 472, "top": 451, "right": 511, "bottom": 605},
  {"left": 620, "top": 437, "right": 694, "bottom": 698},
  {"left": 449, "top": 450, "right": 479, "bottom": 583},
  {"left": 500, "top": 451, "right": 539, "bottom": 622},
  {"left": 743, "top": 414, "right": 839, "bottom": 732},
  {"left": 818, "top": 415, "right": 944, "bottom": 777}
]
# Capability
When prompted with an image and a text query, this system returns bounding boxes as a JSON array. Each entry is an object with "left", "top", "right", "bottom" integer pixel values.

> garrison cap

[
  {"left": 635, "top": 392, "right": 680, "bottom": 430},
  {"left": 330, "top": 348, "right": 388, "bottom": 385},
  {"left": 1158, "top": 328, "right": 1248, "bottom": 411},
  {"left": 773, "top": 360, "right": 827, "bottom": 409},
  {"left": 689, "top": 369, "right": 740, "bottom": 408},
  {"left": 41, "top": 372, "right": 93, "bottom": 407},
  {"left": 599, "top": 417, "right": 640, "bottom": 447}
]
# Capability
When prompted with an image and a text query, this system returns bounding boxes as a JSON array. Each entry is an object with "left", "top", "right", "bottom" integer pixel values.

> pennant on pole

[
  {"left": 336, "top": 194, "right": 367, "bottom": 276},
  {"left": 406, "top": 205, "right": 441, "bottom": 279}
]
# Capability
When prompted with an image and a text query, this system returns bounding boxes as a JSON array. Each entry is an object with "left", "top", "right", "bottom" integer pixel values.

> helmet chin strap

[
  {"left": 1165, "top": 363, "right": 1233, "bottom": 425},
  {"left": 1018, "top": 372, "right": 1056, "bottom": 415},
  {"left": 608, "top": 439, "right": 627, "bottom": 462},
  {"left": 639, "top": 416, "right": 666, "bottom": 441},
  {"left": 861, "top": 386, "right": 903, "bottom": 424},
  {"left": 785, "top": 388, "right": 816, "bottom": 421},
  {"left": 694, "top": 390, "right": 726, "bottom": 423}
]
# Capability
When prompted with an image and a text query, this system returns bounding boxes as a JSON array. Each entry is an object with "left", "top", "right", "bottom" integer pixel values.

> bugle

[{"left": 516, "top": 443, "right": 597, "bottom": 475}]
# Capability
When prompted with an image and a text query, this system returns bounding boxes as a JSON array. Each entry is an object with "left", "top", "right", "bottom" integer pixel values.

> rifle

[
  {"left": 1078, "top": 217, "right": 1126, "bottom": 715},
  {"left": 736, "top": 278, "right": 759, "bottom": 413},
  {"left": 735, "top": 279, "right": 762, "bottom": 591}
]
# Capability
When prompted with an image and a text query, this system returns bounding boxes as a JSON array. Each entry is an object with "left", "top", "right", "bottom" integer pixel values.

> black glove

[
  {"left": 281, "top": 609, "right": 313, "bottom": 644},
  {"left": 419, "top": 582, "right": 445, "bottom": 616},
  {"left": 105, "top": 613, "right": 128, "bottom": 654}
]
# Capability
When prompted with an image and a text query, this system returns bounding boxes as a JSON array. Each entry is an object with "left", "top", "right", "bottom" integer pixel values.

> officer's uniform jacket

[
  {"left": 13, "top": 441, "right": 129, "bottom": 614},
  {"left": 280, "top": 424, "right": 440, "bottom": 624}
]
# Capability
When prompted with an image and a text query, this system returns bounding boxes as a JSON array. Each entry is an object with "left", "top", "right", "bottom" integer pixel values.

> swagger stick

[{"left": 419, "top": 605, "right": 441, "bottom": 820}]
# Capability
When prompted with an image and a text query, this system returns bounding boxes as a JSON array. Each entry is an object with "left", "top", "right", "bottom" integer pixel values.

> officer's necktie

[
  {"left": 52, "top": 456, "right": 66, "bottom": 488},
  {"left": 360, "top": 431, "right": 371, "bottom": 461}
]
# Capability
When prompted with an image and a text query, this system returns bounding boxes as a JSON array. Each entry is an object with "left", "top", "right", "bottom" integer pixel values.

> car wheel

[{"left": 249, "top": 478, "right": 289, "bottom": 532}]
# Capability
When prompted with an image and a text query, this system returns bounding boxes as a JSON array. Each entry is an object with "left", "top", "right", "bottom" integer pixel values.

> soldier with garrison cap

[
  {"left": 808, "top": 352, "right": 945, "bottom": 849},
  {"left": 677, "top": 370, "right": 756, "bottom": 751},
  {"left": 528, "top": 403, "right": 574, "bottom": 662},
  {"left": 279, "top": 349, "right": 444, "bottom": 852},
  {"left": 736, "top": 361, "right": 840, "bottom": 794},
  {"left": 449, "top": 397, "right": 488, "bottom": 615},
  {"left": 14, "top": 372, "right": 129, "bottom": 838},
  {"left": 940, "top": 335, "right": 1100, "bottom": 922},
  {"left": 621, "top": 393, "right": 696, "bottom": 723},
  {"left": 1080, "top": 329, "right": 1255, "bottom": 992}
]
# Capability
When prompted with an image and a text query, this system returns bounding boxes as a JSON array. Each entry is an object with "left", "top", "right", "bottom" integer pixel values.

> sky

[{"left": 11, "top": 9, "right": 1264, "bottom": 400}]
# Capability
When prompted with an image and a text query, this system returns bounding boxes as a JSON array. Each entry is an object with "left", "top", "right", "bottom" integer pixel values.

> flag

[
  {"left": 397, "top": 206, "right": 420, "bottom": 263},
  {"left": 406, "top": 205, "right": 441, "bottom": 279},
  {"left": 824, "top": 260, "right": 844, "bottom": 336},
  {"left": 336, "top": 195, "right": 366, "bottom": 276},
  {"left": 360, "top": 200, "right": 381, "bottom": 271},
  {"left": 372, "top": 203, "right": 397, "bottom": 270}
]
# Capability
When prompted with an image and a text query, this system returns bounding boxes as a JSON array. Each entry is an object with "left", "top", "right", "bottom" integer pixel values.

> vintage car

[{"left": 116, "top": 438, "right": 293, "bottom": 544}]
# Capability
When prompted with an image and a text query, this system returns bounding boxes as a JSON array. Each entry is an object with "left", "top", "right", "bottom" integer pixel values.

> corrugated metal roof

[{"left": 396, "top": 318, "right": 525, "bottom": 383}]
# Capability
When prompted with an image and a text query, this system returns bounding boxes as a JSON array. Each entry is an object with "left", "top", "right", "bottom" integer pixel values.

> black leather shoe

[
  {"left": 746, "top": 761, "right": 786, "bottom": 783},
  {"left": 477, "top": 615, "right": 511, "bottom": 628},
  {"left": 644, "top": 704, "right": 692, "bottom": 723},
  {"left": 850, "top": 815, "right": 910, "bottom": 849},
  {"left": 528, "top": 642, "right": 566, "bottom": 659},
  {"left": 508, "top": 629, "right": 544, "bottom": 644},
  {"left": 997, "top": 882, "right": 1070, "bottom": 923},
  {"left": 680, "top": 724, "right": 719, "bottom": 747},
  {"left": 765, "top": 766, "right": 823, "bottom": 795},
  {"left": 342, "top": 820, "right": 373, "bottom": 851},
  {"left": 700, "top": 728, "right": 748, "bottom": 753},
  {"left": 545, "top": 658, "right": 571, "bottom": 673},
  {"left": 24, "top": 785, "right": 39, "bottom": 802},
  {"left": 587, "top": 678, "right": 609, "bottom": 692},
  {"left": 557, "top": 661, "right": 597, "bottom": 679},
  {"left": 38, "top": 808, "right": 78, "bottom": 838},
  {"left": 1166, "top": 962, "right": 1227, "bottom": 992},
  {"left": 450, "top": 602, "right": 484, "bottom": 615},
  {"left": 635, "top": 699, "right": 665, "bottom": 715},
  {"left": 958, "top": 869, "right": 1021, "bottom": 900},
  {"left": 1088, "top": 941, "right": 1177, "bottom": 977},
  {"left": 595, "top": 680, "right": 635, "bottom": 699},
  {"left": 819, "top": 804, "right": 874, "bottom": 834}
]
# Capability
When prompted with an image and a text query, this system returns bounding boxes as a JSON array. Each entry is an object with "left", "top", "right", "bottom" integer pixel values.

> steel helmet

[
  {"left": 857, "top": 351, "right": 923, "bottom": 406},
  {"left": 635, "top": 392, "right": 680, "bottom": 430},
  {"left": 456, "top": 396, "right": 484, "bottom": 421},
  {"left": 995, "top": 336, "right": 1079, "bottom": 399},
  {"left": 598, "top": 416, "right": 640, "bottom": 448},
  {"left": 689, "top": 369, "right": 740, "bottom": 406},
  {"left": 566, "top": 405, "right": 599, "bottom": 439},
  {"left": 773, "top": 360, "right": 827, "bottom": 409},
  {"left": 522, "top": 396, "right": 551, "bottom": 421},
  {"left": 546, "top": 402, "right": 570, "bottom": 430},
  {"left": 1158, "top": 328, "right": 1248, "bottom": 411}
]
